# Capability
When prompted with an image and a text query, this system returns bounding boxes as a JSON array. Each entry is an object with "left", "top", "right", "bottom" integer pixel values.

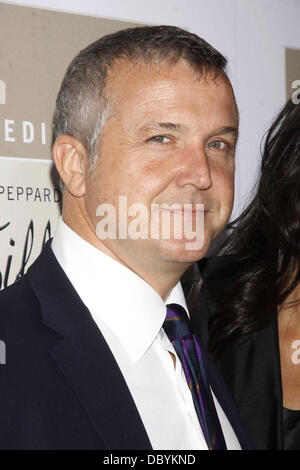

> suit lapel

[
  {"left": 48, "top": 317, "right": 152, "bottom": 449},
  {"left": 200, "top": 340, "right": 253, "bottom": 450},
  {"left": 27, "top": 240, "right": 152, "bottom": 450},
  {"left": 189, "top": 254, "right": 283, "bottom": 449},
  {"left": 220, "top": 321, "right": 284, "bottom": 449},
  {"left": 184, "top": 273, "right": 253, "bottom": 449}
]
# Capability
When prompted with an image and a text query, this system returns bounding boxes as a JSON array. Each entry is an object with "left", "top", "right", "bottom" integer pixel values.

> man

[{"left": 0, "top": 26, "right": 250, "bottom": 450}]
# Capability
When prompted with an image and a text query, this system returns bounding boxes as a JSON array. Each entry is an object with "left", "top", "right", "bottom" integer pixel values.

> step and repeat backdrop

[
  {"left": 0, "top": 2, "right": 138, "bottom": 290},
  {"left": 286, "top": 47, "right": 300, "bottom": 104}
]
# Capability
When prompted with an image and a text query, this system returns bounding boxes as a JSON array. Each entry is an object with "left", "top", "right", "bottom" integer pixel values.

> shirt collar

[{"left": 51, "top": 217, "right": 189, "bottom": 362}]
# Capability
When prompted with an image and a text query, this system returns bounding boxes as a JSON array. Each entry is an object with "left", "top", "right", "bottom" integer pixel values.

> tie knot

[{"left": 163, "top": 303, "right": 193, "bottom": 343}]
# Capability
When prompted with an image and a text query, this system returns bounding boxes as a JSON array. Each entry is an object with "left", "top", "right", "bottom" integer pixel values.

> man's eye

[
  {"left": 147, "top": 135, "right": 170, "bottom": 144},
  {"left": 207, "top": 140, "right": 227, "bottom": 150}
]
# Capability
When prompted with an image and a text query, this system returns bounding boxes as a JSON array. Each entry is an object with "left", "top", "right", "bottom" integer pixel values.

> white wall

[
  {"left": 234, "top": 0, "right": 300, "bottom": 216},
  {"left": 3, "top": 0, "right": 300, "bottom": 218}
]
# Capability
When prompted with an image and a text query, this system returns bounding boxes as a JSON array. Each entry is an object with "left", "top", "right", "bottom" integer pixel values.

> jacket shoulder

[
  {"left": 0, "top": 269, "right": 61, "bottom": 356},
  {"left": 0, "top": 275, "right": 41, "bottom": 330}
]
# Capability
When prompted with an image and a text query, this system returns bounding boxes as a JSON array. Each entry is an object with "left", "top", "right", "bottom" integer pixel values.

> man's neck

[{"left": 61, "top": 213, "right": 188, "bottom": 301}]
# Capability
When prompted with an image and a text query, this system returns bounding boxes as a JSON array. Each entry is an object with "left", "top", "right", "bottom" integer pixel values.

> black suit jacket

[
  {"left": 190, "top": 255, "right": 283, "bottom": 450},
  {"left": 0, "top": 241, "right": 252, "bottom": 449}
]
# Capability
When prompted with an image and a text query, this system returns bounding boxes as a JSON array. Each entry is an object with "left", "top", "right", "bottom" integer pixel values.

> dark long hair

[{"left": 205, "top": 99, "right": 300, "bottom": 358}]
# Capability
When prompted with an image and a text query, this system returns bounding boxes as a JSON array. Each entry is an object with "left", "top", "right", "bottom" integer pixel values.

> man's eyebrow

[
  {"left": 210, "top": 126, "right": 239, "bottom": 138},
  {"left": 140, "top": 121, "right": 186, "bottom": 132},
  {"left": 140, "top": 122, "right": 239, "bottom": 137}
]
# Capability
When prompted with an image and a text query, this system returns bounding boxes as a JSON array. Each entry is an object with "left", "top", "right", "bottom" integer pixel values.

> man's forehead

[
  {"left": 106, "top": 58, "right": 235, "bottom": 113},
  {"left": 106, "top": 57, "right": 219, "bottom": 95}
]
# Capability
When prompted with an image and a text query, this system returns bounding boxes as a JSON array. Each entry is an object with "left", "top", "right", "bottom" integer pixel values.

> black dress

[
  {"left": 283, "top": 408, "right": 300, "bottom": 450},
  {"left": 184, "top": 255, "right": 286, "bottom": 449}
]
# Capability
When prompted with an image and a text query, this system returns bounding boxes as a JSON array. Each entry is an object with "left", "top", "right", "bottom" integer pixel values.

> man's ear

[{"left": 52, "top": 135, "right": 87, "bottom": 198}]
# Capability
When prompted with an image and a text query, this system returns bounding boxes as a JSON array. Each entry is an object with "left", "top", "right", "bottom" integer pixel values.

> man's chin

[{"left": 157, "top": 237, "right": 211, "bottom": 264}]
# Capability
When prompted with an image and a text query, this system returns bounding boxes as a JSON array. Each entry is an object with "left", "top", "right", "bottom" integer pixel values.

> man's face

[{"left": 84, "top": 59, "right": 238, "bottom": 270}]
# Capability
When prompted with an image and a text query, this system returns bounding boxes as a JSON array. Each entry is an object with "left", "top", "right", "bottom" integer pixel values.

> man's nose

[{"left": 175, "top": 145, "right": 212, "bottom": 190}]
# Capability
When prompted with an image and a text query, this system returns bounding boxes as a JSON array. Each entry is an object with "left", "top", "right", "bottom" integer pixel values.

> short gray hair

[{"left": 52, "top": 25, "right": 228, "bottom": 174}]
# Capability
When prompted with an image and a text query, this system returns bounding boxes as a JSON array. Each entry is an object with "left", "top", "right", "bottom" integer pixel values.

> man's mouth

[{"left": 158, "top": 205, "right": 210, "bottom": 214}]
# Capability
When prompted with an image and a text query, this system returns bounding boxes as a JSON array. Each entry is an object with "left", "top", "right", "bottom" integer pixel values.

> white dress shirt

[{"left": 51, "top": 217, "right": 241, "bottom": 450}]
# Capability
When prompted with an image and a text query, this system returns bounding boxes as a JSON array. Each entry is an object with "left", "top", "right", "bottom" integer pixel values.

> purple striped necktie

[{"left": 163, "top": 303, "right": 227, "bottom": 450}]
